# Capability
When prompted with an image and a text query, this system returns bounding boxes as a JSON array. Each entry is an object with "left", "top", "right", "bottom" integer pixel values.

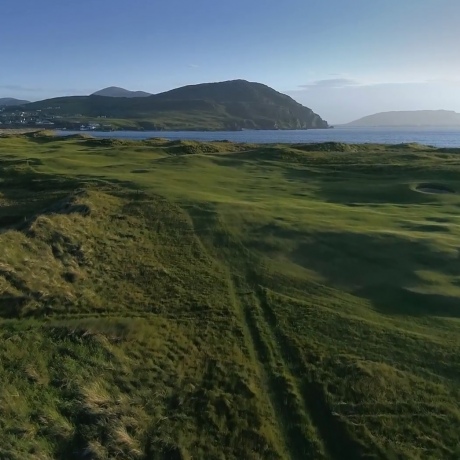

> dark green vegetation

[
  {"left": 5, "top": 80, "right": 328, "bottom": 131},
  {"left": 0, "top": 132, "right": 459, "bottom": 459}
]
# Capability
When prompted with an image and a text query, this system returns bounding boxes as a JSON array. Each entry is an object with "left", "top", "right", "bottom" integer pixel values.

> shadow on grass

[
  {"left": 355, "top": 285, "right": 460, "bottom": 318},
  {"left": 0, "top": 163, "right": 82, "bottom": 232},
  {"left": 290, "top": 231, "right": 460, "bottom": 318},
  {"left": 0, "top": 160, "right": 145, "bottom": 236},
  {"left": 399, "top": 223, "right": 451, "bottom": 233}
]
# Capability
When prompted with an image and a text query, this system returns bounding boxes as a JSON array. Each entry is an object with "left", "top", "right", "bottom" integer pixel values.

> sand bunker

[{"left": 415, "top": 183, "right": 455, "bottom": 195}]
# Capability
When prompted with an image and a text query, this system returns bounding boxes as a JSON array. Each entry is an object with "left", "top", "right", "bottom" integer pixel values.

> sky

[{"left": 1, "top": 0, "right": 459, "bottom": 124}]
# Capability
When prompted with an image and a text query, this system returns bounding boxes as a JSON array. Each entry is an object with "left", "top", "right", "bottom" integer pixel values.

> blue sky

[{"left": 1, "top": 0, "right": 459, "bottom": 123}]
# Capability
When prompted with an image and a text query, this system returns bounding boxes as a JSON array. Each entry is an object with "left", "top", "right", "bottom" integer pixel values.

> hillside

[
  {"left": 346, "top": 110, "right": 460, "bottom": 127},
  {"left": 11, "top": 80, "right": 328, "bottom": 130},
  {"left": 155, "top": 79, "right": 328, "bottom": 129},
  {"left": 91, "top": 86, "right": 152, "bottom": 98},
  {"left": 0, "top": 133, "right": 459, "bottom": 459},
  {"left": 0, "top": 97, "right": 30, "bottom": 107}
]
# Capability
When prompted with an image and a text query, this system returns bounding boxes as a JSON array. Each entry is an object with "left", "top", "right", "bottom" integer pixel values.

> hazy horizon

[{"left": 2, "top": 0, "right": 459, "bottom": 124}]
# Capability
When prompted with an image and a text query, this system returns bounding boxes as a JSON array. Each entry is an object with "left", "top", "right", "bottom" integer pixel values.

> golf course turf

[{"left": 0, "top": 132, "right": 459, "bottom": 459}]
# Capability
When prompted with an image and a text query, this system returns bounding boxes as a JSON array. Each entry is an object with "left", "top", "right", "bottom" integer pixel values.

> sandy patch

[{"left": 415, "top": 183, "right": 455, "bottom": 195}]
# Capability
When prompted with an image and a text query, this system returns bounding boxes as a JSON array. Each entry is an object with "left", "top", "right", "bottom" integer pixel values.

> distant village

[{"left": 0, "top": 107, "right": 114, "bottom": 131}]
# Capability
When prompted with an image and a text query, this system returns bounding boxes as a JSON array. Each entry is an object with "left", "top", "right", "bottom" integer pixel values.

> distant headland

[{"left": 344, "top": 110, "right": 460, "bottom": 128}]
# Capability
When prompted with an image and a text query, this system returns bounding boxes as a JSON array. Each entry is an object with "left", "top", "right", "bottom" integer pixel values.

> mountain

[
  {"left": 17, "top": 80, "right": 328, "bottom": 131},
  {"left": 346, "top": 110, "right": 460, "bottom": 127},
  {"left": 91, "top": 87, "right": 152, "bottom": 98},
  {"left": 153, "top": 79, "right": 328, "bottom": 129},
  {"left": 0, "top": 97, "right": 30, "bottom": 107}
]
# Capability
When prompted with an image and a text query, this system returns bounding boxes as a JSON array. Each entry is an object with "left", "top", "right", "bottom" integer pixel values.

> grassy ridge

[{"left": 0, "top": 133, "right": 459, "bottom": 459}]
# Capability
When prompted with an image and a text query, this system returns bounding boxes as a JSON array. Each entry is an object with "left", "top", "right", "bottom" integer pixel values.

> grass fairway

[{"left": 0, "top": 132, "right": 459, "bottom": 459}]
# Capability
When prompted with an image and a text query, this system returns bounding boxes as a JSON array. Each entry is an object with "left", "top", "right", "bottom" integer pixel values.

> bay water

[{"left": 56, "top": 127, "right": 460, "bottom": 148}]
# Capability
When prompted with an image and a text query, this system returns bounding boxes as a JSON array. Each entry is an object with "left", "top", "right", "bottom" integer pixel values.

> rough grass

[{"left": 0, "top": 134, "right": 459, "bottom": 459}]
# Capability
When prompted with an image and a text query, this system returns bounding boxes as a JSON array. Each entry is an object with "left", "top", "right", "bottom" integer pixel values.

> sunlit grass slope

[{"left": 0, "top": 132, "right": 459, "bottom": 459}]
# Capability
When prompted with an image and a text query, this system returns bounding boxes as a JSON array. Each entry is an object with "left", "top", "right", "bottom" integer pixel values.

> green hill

[
  {"left": 91, "top": 86, "right": 152, "bottom": 98},
  {"left": 13, "top": 80, "right": 328, "bottom": 130},
  {"left": 0, "top": 133, "right": 459, "bottom": 459},
  {"left": 0, "top": 97, "right": 30, "bottom": 107}
]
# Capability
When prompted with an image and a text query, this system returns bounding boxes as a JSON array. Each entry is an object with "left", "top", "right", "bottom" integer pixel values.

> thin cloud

[
  {"left": 188, "top": 64, "right": 200, "bottom": 69},
  {"left": 0, "top": 84, "right": 44, "bottom": 93},
  {"left": 296, "top": 78, "right": 456, "bottom": 91},
  {"left": 300, "top": 78, "right": 360, "bottom": 89},
  {"left": 0, "top": 84, "right": 89, "bottom": 95}
]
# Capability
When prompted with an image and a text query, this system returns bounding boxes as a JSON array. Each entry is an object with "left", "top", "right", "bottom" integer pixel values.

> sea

[{"left": 56, "top": 127, "right": 460, "bottom": 148}]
